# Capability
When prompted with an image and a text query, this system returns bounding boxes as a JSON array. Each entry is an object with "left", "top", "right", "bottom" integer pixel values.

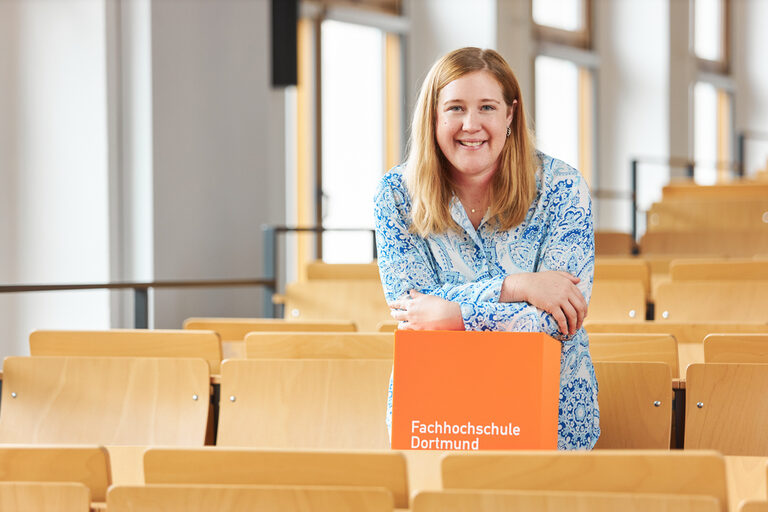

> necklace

[{"left": 471, "top": 208, "right": 476, "bottom": 214}]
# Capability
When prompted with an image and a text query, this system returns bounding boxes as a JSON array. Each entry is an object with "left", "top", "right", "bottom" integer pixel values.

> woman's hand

[
  {"left": 389, "top": 289, "right": 465, "bottom": 331},
  {"left": 501, "top": 271, "right": 587, "bottom": 336}
]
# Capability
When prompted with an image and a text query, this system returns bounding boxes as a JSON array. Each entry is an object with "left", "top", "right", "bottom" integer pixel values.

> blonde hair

[{"left": 405, "top": 47, "right": 538, "bottom": 236}]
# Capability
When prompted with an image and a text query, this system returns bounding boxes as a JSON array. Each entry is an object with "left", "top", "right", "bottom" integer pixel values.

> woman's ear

[{"left": 507, "top": 99, "right": 518, "bottom": 126}]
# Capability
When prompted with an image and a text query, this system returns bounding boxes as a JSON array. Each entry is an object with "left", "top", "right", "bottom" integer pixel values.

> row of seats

[
  {"left": 6, "top": 326, "right": 768, "bottom": 453},
  {"left": 2, "top": 445, "right": 768, "bottom": 511}
]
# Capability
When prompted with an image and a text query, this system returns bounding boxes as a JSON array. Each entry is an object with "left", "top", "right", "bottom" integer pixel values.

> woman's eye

[
  {"left": 447, "top": 105, "right": 463, "bottom": 112},
  {"left": 481, "top": 105, "right": 496, "bottom": 111}
]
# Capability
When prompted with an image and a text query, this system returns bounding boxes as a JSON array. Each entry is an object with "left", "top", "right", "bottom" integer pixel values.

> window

[
  {"left": 532, "top": 0, "right": 595, "bottom": 184},
  {"left": 694, "top": 0, "right": 729, "bottom": 74}
]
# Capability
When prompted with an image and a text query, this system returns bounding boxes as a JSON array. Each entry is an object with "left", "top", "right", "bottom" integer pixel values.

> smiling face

[{"left": 435, "top": 70, "right": 514, "bottom": 184}]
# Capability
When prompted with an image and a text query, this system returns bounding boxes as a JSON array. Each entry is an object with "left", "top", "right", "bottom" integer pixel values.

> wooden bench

[
  {"left": 413, "top": 489, "right": 719, "bottom": 512},
  {"left": 0, "top": 446, "right": 110, "bottom": 502},
  {"left": 441, "top": 451, "right": 728, "bottom": 511},
  {"left": 0, "top": 357, "right": 210, "bottom": 445},
  {"left": 281, "top": 280, "right": 391, "bottom": 332},
  {"left": 29, "top": 329, "right": 222, "bottom": 374},
  {"left": 661, "top": 182, "right": 768, "bottom": 201},
  {"left": 0, "top": 482, "right": 91, "bottom": 512},
  {"left": 593, "top": 362, "right": 672, "bottom": 449},
  {"left": 107, "top": 484, "right": 393, "bottom": 512},
  {"left": 143, "top": 448, "right": 409, "bottom": 508},
  {"left": 589, "top": 333, "right": 679, "bottom": 378},
  {"left": 244, "top": 332, "right": 393, "bottom": 359},
  {"left": 685, "top": 363, "right": 768, "bottom": 455},
  {"left": 217, "top": 359, "right": 391, "bottom": 449}
]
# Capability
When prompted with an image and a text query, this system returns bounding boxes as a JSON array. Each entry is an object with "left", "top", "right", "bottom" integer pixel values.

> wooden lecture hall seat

[
  {"left": 244, "top": 331, "right": 393, "bottom": 359},
  {"left": 0, "top": 356, "right": 210, "bottom": 445},
  {"left": 412, "top": 489, "right": 719, "bottom": 512},
  {"left": 661, "top": 182, "right": 768, "bottom": 200},
  {"left": 585, "top": 322, "right": 768, "bottom": 345},
  {"left": 0, "top": 446, "right": 110, "bottom": 502},
  {"left": 654, "top": 281, "right": 768, "bottom": 323},
  {"left": 216, "top": 358, "right": 391, "bottom": 449},
  {"left": 182, "top": 317, "right": 357, "bottom": 341},
  {"left": 143, "top": 448, "right": 410, "bottom": 509},
  {"left": 639, "top": 230, "right": 768, "bottom": 258},
  {"left": 589, "top": 333, "right": 679, "bottom": 378},
  {"left": 669, "top": 259, "right": 768, "bottom": 281},
  {"left": 594, "top": 258, "right": 651, "bottom": 300},
  {"left": 703, "top": 334, "right": 768, "bottom": 363},
  {"left": 685, "top": 363, "right": 768, "bottom": 456},
  {"left": 741, "top": 502, "right": 768, "bottom": 512},
  {"left": 588, "top": 280, "right": 646, "bottom": 321},
  {"left": 280, "top": 280, "right": 391, "bottom": 332},
  {"left": 645, "top": 199, "right": 768, "bottom": 232},
  {"left": 305, "top": 260, "right": 380, "bottom": 280},
  {"left": 441, "top": 450, "right": 728, "bottom": 512},
  {"left": 594, "top": 231, "right": 636, "bottom": 256},
  {"left": 592, "top": 361, "right": 672, "bottom": 449},
  {"left": 106, "top": 484, "right": 393, "bottom": 512},
  {"left": 29, "top": 328, "right": 223, "bottom": 374},
  {"left": 0, "top": 482, "right": 91, "bottom": 512}
]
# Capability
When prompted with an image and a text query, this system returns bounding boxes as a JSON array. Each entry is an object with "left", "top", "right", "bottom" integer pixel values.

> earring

[{"left": 506, "top": 126, "right": 511, "bottom": 138}]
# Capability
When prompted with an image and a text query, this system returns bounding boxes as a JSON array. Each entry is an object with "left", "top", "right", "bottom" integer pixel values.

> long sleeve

[
  {"left": 374, "top": 169, "right": 505, "bottom": 304},
  {"left": 458, "top": 162, "right": 594, "bottom": 340}
]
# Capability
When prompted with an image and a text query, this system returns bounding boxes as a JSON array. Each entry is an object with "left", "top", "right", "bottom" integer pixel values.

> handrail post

[
  {"left": 262, "top": 225, "right": 277, "bottom": 318},
  {"left": 685, "top": 162, "right": 695, "bottom": 179},
  {"left": 631, "top": 159, "right": 638, "bottom": 243},
  {"left": 370, "top": 229, "right": 377, "bottom": 260},
  {"left": 737, "top": 132, "right": 746, "bottom": 177},
  {"left": 133, "top": 287, "right": 149, "bottom": 328}
]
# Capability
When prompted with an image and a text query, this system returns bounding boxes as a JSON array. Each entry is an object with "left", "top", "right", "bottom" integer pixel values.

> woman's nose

[{"left": 462, "top": 111, "right": 481, "bottom": 131}]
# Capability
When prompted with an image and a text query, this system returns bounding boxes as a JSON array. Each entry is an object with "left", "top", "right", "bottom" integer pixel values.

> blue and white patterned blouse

[{"left": 374, "top": 151, "right": 600, "bottom": 450}]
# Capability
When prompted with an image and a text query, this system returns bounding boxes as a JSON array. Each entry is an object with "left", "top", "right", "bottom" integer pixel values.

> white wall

[
  {"left": 595, "top": 0, "right": 669, "bottom": 232},
  {"left": 403, "top": 0, "right": 497, "bottom": 115},
  {"left": 150, "top": 0, "right": 285, "bottom": 328},
  {"left": 0, "top": 0, "right": 111, "bottom": 357},
  {"left": 733, "top": 0, "right": 768, "bottom": 175}
]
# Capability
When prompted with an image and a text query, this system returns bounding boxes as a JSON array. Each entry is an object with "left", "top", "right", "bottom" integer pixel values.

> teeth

[{"left": 459, "top": 141, "right": 483, "bottom": 147}]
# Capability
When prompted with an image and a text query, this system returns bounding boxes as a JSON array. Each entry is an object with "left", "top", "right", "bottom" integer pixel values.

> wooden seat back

[
  {"left": 685, "top": 363, "right": 768, "bottom": 455},
  {"left": 588, "top": 280, "right": 646, "bottom": 322},
  {"left": 441, "top": 450, "right": 728, "bottom": 511},
  {"left": 594, "top": 231, "right": 636, "bottom": 256},
  {"left": 143, "top": 448, "right": 409, "bottom": 508},
  {"left": 661, "top": 182, "right": 768, "bottom": 201},
  {"left": 589, "top": 333, "right": 679, "bottom": 378},
  {"left": 703, "top": 334, "right": 768, "bottom": 363},
  {"left": 0, "top": 356, "right": 210, "bottom": 445},
  {"left": 29, "top": 329, "right": 222, "bottom": 374},
  {"left": 183, "top": 318, "right": 357, "bottom": 341},
  {"left": 646, "top": 199, "right": 768, "bottom": 231},
  {"left": 413, "top": 489, "right": 719, "bottom": 512},
  {"left": 282, "top": 280, "right": 391, "bottom": 332},
  {"left": 217, "top": 359, "right": 391, "bottom": 449},
  {"left": 639, "top": 230, "right": 768, "bottom": 257},
  {"left": 0, "top": 482, "right": 91, "bottom": 512},
  {"left": 107, "top": 484, "right": 393, "bottom": 512},
  {"left": 592, "top": 362, "right": 672, "bottom": 448},
  {"left": 595, "top": 258, "right": 651, "bottom": 299},
  {"left": 306, "top": 261, "right": 380, "bottom": 280},
  {"left": 654, "top": 281, "right": 768, "bottom": 322},
  {"left": 244, "top": 332, "right": 393, "bottom": 359},
  {"left": 740, "top": 502, "right": 768, "bottom": 512},
  {"left": 377, "top": 321, "right": 398, "bottom": 332},
  {"left": 670, "top": 259, "right": 768, "bottom": 281},
  {"left": 0, "top": 446, "right": 109, "bottom": 502},
  {"left": 585, "top": 322, "right": 768, "bottom": 344}
]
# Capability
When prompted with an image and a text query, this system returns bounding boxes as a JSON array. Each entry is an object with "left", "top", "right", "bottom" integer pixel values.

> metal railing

[
  {"left": 0, "top": 278, "right": 275, "bottom": 328},
  {"left": 261, "top": 225, "right": 377, "bottom": 317}
]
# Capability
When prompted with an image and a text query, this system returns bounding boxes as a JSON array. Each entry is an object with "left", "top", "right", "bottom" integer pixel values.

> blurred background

[{"left": 0, "top": 0, "right": 766, "bottom": 357}]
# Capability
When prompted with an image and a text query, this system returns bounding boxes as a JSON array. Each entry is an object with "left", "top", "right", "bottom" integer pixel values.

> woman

[{"left": 374, "top": 47, "right": 599, "bottom": 449}]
